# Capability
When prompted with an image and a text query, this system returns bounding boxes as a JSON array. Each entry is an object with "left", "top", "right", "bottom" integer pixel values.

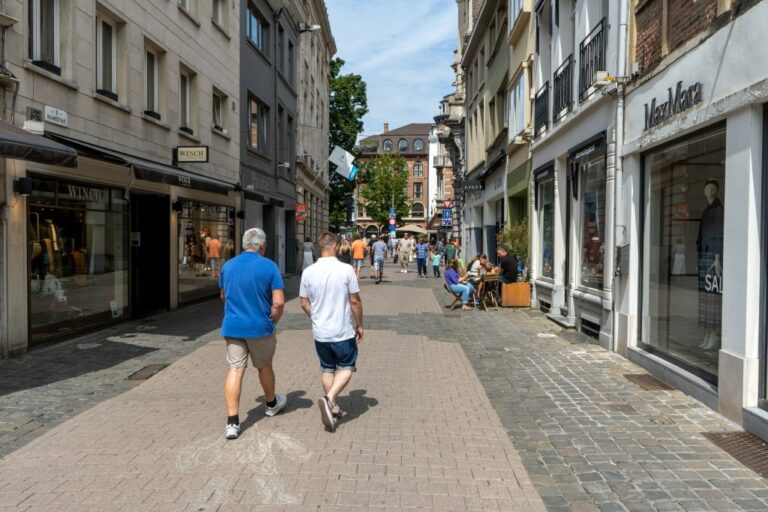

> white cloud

[{"left": 326, "top": 0, "right": 458, "bottom": 137}]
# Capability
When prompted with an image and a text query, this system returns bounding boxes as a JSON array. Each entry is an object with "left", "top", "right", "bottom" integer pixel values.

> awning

[
  {"left": 397, "top": 223, "right": 427, "bottom": 234},
  {"left": 0, "top": 121, "right": 77, "bottom": 167},
  {"left": 45, "top": 132, "right": 234, "bottom": 195}
]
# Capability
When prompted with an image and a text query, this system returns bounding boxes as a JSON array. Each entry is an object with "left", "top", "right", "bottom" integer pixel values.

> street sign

[
  {"left": 389, "top": 212, "right": 397, "bottom": 219},
  {"left": 389, "top": 207, "right": 396, "bottom": 215},
  {"left": 388, "top": 218, "right": 396, "bottom": 226},
  {"left": 388, "top": 224, "right": 397, "bottom": 231},
  {"left": 442, "top": 218, "right": 453, "bottom": 227},
  {"left": 442, "top": 199, "right": 453, "bottom": 209},
  {"left": 442, "top": 208, "right": 452, "bottom": 218},
  {"left": 295, "top": 203, "right": 308, "bottom": 222}
]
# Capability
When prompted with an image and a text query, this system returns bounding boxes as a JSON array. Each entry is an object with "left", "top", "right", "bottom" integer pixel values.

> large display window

[
  {"left": 641, "top": 127, "right": 725, "bottom": 381},
  {"left": 28, "top": 176, "right": 129, "bottom": 343},
  {"left": 579, "top": 155, "right": 607, "bottom": 289},
  {"left": 538, "top": 176, "right": 555, "bottom": 278},
  {"left": 178, "top": 200, "right": 236, "bottom": 303}
]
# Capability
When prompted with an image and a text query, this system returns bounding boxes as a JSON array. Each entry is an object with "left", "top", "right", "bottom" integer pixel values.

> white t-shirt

[{"left": 299, "top": 256, "right": 360, "bottom": 342}]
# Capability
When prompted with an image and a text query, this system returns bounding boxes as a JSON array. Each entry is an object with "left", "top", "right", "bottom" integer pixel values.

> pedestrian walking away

[
  {"left": 219, "top": 228, "right": 288, "bottom": 440},
  {"left": 299, "top": 232, "right": 364, "bottom": 432},
  {"left": 372, "top": 235, "right": 388, "bottom": 284},
  {"left": 432, "top": 248, "right": 442, "bottom": 278},
  {"left": 415, "top": 237, "right": 430, "bottom": 277},
  {"left": 301, "top": 237, "right": 315, "bottom": 272},
  {"left": 338, "top": 237, "right": 353, "bottom": 265},
  {"left": 350, "top": 234, "right": 366, "bottom": 280},
  {"left": 445, "top": 238, "right": 458, "bottom": 266},
  {"left": 367, "top": 234, "right": 378, "bottom": 279}
]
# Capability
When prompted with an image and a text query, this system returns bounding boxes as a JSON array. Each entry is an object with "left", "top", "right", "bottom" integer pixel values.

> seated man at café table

[
  {"left": 445, "top": 259, "right": 475, "bottom": 311},
  {"left": 495, "top": 246, "right": 519, "bottom": 284},
  {"left": 469, "top": 253, "right": 496, "bottom": 304}
]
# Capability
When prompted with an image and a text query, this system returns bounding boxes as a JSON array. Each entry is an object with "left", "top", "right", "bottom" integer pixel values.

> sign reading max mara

[{"left": 644, "top": 81, "right": 703, "bottom": 131}]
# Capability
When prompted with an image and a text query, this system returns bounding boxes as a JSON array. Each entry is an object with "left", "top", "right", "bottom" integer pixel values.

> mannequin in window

[{"left": 697, "top": 178, "right": 723, "bottom": 351}]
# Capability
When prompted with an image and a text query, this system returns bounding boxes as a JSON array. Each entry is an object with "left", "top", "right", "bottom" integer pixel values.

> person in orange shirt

[
  {"left": 350, "top": 234, "right": 367, "bottom": 280},
  {"left": 208, "top": 235, "right": 222, "bottom": 279}
]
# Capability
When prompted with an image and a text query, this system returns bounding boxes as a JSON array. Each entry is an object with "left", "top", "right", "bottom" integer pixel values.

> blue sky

[{"left": 325, "top": 0, "right": 458, "bottom": 138}]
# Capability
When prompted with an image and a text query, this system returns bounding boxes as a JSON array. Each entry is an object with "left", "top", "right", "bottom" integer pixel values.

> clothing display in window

[{"left": 696, "top": 179, "right": 724, "bottom": 349}]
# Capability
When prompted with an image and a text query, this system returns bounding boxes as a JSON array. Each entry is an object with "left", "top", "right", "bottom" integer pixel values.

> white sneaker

[
  {"left": 225, "top": 423, "right": 240, "bottom": 440},
  {"left": 265, "top": 393, "right": 287, "bottom": 417}
]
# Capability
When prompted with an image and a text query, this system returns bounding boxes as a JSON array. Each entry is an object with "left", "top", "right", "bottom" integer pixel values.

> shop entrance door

[{"left": 130, "top": 193, "right": 170, "bottom": 314}]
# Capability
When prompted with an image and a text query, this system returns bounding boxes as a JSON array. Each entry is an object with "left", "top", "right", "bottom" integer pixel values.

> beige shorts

[{"left": 225, "top": 335, "right": 277, "bottom": 369}]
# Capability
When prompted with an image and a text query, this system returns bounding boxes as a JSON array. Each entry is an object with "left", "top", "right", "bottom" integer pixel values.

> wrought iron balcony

[
  {"left": 552, "top": 54, "right": 573, "bottom": 123},
  {"left": 579, "top": 18, "right": 606, "bottom": 102},
  {"left": 534, "top": 81, "right": 549, "bottom": 139}
]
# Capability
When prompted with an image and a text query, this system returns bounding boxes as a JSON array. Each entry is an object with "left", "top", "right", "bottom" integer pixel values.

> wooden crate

[{"left": 501, "top": 282, "right": 531, "bottom": 307}]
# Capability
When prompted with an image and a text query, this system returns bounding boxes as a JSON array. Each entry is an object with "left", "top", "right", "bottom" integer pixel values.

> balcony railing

[
  {"left": 534, "top": 81, "right": 549, "bottom": 139},
  {"left": 552, "top": 54, "right": 573, "bottom": 123},
  {"left": 579, "top": 18, "right": 606, "bottom": 102},
  {"left": 433, "top": 155, "right": 448, "bottom": 167}
]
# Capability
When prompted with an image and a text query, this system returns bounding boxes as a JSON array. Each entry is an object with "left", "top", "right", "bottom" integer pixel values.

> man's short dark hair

[{"left": 318, "top": 232, "right": 339, "bottom": 252}]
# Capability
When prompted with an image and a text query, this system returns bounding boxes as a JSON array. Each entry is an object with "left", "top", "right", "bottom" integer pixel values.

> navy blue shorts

[{"left": 314, "top": 337, "right": 358, "bottom": 373}]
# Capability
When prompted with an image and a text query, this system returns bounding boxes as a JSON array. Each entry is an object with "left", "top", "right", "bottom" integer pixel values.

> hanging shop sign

[
  {"left": 643, "top": 81, "right": 703, "bottom": 131},
  {"left": 462, "top": 180, "right": 483, "bottom": 191},
  {"left": 295, "top": 203, "right": 308, "bottom": 221},
  {"left": 173, "top": 146, "right": 209, "bottom": 163}
]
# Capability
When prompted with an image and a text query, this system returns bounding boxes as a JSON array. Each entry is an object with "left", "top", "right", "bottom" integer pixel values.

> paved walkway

[{"left": 1, "top": 263, "right": 768, "bottom": 511}]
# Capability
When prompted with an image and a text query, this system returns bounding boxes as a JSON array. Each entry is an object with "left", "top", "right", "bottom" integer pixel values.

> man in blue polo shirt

[{"left": 219, "top": 227, "right": 287, "bottom": 440}]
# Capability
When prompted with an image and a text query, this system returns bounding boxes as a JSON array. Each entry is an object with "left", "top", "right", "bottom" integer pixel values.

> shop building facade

[
  {"left": 529, "top": 0, "right": 624, "bottom": 346},
  {"left": 0, "top": 0, "right": 241, "bottom": 356},
  {"left": 240, "top": 0, "right": 302, "bottom": 274},
  {"left": 616, "top": 0, "right": 768, "bottom": 438},
  {"left": 295, "top": 0, "right": 335, "bottom": 270}
]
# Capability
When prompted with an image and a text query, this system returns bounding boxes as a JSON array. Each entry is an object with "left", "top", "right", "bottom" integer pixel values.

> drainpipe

[{"left": 612, "top": 0, "right": 630, "bottom": 351}]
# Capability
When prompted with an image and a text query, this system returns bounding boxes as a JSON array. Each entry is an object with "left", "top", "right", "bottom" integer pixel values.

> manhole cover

[
  {"left": 606, "top": 403, "right": 637, "bottom": 414},
  {"left": 127, "top": 364, "right": 168, "bottom": 381},
  {"left": 623, "top": 373, "right": 674, "bottom": 391},
  {"left": 702, "top": 432, "right": 768, "bottom": 478}
]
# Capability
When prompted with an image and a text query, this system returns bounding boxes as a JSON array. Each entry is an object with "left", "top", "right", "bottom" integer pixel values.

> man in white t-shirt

[{"left": 300, "top": 232, "right": 364, "bottom": 432}]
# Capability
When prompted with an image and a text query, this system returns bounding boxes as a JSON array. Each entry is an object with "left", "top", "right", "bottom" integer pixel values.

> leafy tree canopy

[
  {"left": 358, "top": 154, "right": 411, "bottom": 227},
  {"left": 328, "top": 57, "right": 368, "bottom": 228}
]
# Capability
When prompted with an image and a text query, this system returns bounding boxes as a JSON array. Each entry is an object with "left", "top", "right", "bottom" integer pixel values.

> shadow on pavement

[
  {"left": 242, "top": 389, "right": 314, "bottom": 432},
  {"left": 338, "top": 389, "right": 379, "bottom": 425},
  {"left": 0, "top": 340, "right": 157, "bottom": 397}
]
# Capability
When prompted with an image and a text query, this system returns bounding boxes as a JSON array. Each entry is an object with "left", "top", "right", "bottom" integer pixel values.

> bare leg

[
  {"left": 257, "top": 365, "right": 276, "bottom": 403},
  {"left": 326, "top": 369, "right": 354, "bottom": 406},
  {"left": 225, "top": 368, "right": 245, "bottom": 416},
  {"left": 321, "top": 371, "right": 334, "bottom": 395}
]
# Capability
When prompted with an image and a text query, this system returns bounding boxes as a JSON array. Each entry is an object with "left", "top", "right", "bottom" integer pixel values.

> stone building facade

[{"left": 0, "top": 0, "right": 241, "bottom": 356}]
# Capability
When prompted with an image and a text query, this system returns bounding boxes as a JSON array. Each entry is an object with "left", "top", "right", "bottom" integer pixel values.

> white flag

[{"left": 329, "top": 146, "right": 359, "bottom": 181}]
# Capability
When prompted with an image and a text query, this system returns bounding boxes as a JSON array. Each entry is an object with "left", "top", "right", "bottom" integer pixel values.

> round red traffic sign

[{"left": 388, "top": 218, "right": 396, "bottom": 226}]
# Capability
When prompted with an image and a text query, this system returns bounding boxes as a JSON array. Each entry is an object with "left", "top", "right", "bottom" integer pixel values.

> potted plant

[{"left": 496, "top": 220, "right": 531, "bottom": 307}]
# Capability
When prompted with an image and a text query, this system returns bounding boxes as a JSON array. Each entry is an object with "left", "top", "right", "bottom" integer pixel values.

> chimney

[{"left": 383, "top": 123, "right": 389, "bottom": 134}]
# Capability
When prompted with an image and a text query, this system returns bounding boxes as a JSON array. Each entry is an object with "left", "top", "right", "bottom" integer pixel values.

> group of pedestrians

[{"left": 218, "top": 228, "right": 364, "bottom": 437}]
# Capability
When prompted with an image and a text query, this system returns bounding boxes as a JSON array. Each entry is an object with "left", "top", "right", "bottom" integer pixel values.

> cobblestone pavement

[
  {"left": 0, "top": 265, "right": 544, "bottom": 511},
  {"left": 2, "top": 263, "right": 768, "bottom": 511}
]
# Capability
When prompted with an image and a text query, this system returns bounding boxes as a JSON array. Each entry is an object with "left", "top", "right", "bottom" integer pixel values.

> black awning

[
  {"left": 242, "top": 188, "right": 285, "bottom": 208},
  {"left": 0, "top": 122, "right": 77, "bottom": 167},
  {"left": 45, "top": 132, "right": 234, "bottom": 195}
]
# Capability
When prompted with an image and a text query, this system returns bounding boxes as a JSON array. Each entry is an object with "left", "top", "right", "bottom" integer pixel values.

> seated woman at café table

[
  {"left": 445, "top": 259, "right": 475, "bottom": 311},
  {"left": 469, "top": 253, "right": 497, "bottom": 302}
]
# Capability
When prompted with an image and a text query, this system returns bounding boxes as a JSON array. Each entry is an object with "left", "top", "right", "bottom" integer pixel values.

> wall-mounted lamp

[
  {"left": 299, "top": 23, "right": 321, "bottom": 33},
  {"left": 13, "top": 177, "right": 32, "bottom": 196},
  {"left": 171, "top": 199, "right": 184, "bottom": 212},
  {"left": 277, "top": 161, "right": 291, "bottom": 169}
]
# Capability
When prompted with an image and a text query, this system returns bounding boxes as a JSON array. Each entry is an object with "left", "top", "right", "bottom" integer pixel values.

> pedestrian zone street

[{"left": 1, "top": 263, "right": 767, "bottom": 512}]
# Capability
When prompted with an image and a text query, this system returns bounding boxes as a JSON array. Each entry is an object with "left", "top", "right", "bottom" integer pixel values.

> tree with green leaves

[
  {"left": 328, "top": 58, "right": 368, "bottom": 228},
  {"left": 358, "top": 154, "right": 411, "bottom": 227}
]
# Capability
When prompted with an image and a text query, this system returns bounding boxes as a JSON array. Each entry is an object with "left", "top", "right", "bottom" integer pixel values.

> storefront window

[
  {"left": 538, "top": 177, "right": 555, "bottom": 278},
  {"left": 28, "top": 176, "right": 128, "bottom": 343},
  {"left": 579, "top": 157, "right": 606, "bottom": 289},
  {"left": 641, "top": 127, "right": 726, "bottom": 380},
  {"left": 178, "top": 200, "right": 236, "bottom": 303}
]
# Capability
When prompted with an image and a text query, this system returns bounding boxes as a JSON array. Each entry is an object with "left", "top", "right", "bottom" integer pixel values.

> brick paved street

[{"left": 1, "top": 263, "right": 768, "bottom": 511}]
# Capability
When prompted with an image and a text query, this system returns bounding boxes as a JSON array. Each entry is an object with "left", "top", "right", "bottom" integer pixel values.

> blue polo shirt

[
  {"left": 219, "top": 252, "right": 284, "bottom": 338},
  {"left": 415, "top": 242, "right": 429, "bottom": 259}
]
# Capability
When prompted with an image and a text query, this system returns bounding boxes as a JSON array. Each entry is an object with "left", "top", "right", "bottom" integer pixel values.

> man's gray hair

[{"left": 242, "top": 227, "right": 267, "bottom": 250}]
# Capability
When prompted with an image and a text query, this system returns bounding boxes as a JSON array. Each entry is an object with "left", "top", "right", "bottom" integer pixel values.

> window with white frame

[
  {"left": 509, "top": 0, "right": 523, "bottom": 31},
  {"left": 413, "top": 161, "right": 423, "bottom": 178},
  {"left": 212, "top": 91, "right": 224, "bottom": 131},
  {"left": 383, "top": 139, "right": 393, "bottom": 152},
  {"left": 180, "top": 71, "right": 192, "bottom": 133},
  {"left": 398, "top": 139, "right": 408, "bottom": 153},
  {"left": 29, "top": 0, "right": 60, "bottom": 73},
  {"left": 413, "top": 139, "right": 424, "bottom": 152},
  {"left": 96, "top": 17, "right": 117, "bottom": 100},
  {"left": 413, "top": 183, "right": 423, "bottom": 199},
  {"left": 144, "top": 49, "right": 159, "bottom": 118},
  {"left": 509, "top": 71, "right": 526, "bottom": 136},
  {"left": 249, "top": 95, "right": 269, "bottom": 153}
]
